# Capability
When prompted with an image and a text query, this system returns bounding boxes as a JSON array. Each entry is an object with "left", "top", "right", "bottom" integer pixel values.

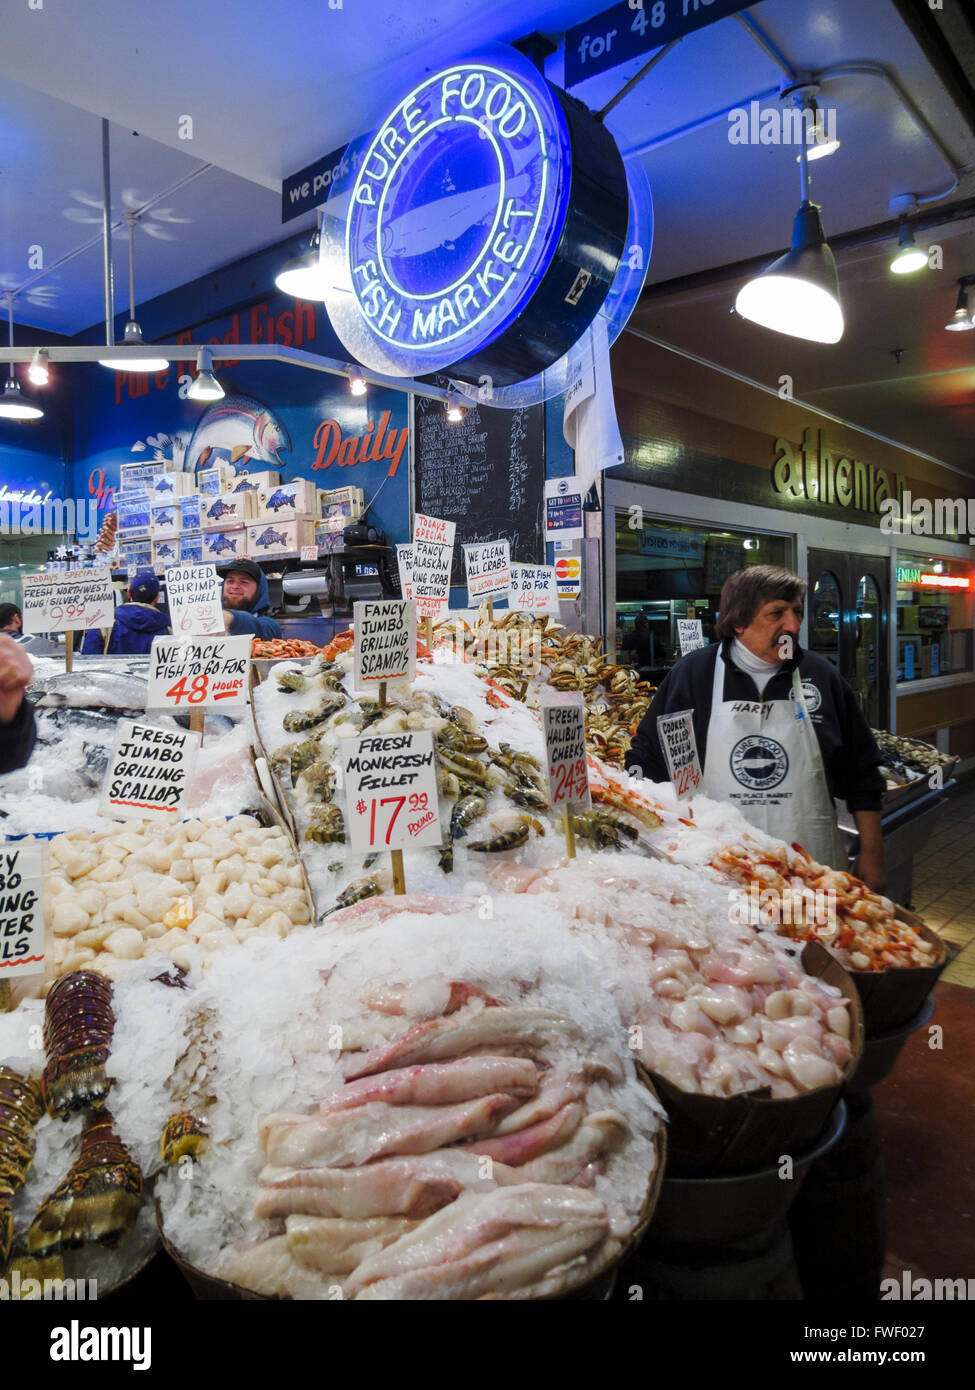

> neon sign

[
  {"left": 322, "top": 47, "right": 630, "bottom": 388},
  {"left": 919, "top": 573, "right": 969, "bottom": 589}
]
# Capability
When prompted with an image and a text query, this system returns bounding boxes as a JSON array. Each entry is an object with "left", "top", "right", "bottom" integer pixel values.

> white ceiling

[{"left": 0, "top": 0, "right": 973, "bottom": 465}]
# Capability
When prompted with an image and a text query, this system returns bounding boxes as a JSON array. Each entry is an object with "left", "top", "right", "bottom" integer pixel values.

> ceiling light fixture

[
  {"left": 945, "top": 278, "right": 975, "bottom": 332},
  {"left": 28, "top": 348, "right": 50, "bottom": 386},
  {"left": 444, "top": 393, "right": 464, "bottom": 423},
  {"left": 794, "top": 97, "right": 841, "bottom": 162},
  {"left": 187, "top": 348, "right": 225, "bottom": 401},
  {"left": 275, "top": 211, "right": 327, "bottom": 300},
  {"left": 348, "top": 366, "right": 367, "bottom": 396},
  {"left": 0, "top": 294, "right": 43, "bottom": 420},
  {"left": 889, "top": 218, "right": 928, "bottom": 275},
  {"left": 735, "top": 103, "right": 844, "bottom": 344},
  {"left": 99, "top": 215, "right": 169, "bottom": 371}
]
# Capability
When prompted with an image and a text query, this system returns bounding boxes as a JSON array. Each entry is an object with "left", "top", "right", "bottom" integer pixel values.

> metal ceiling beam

[{"left": 0, "top": 342, "right": 453, "bottom": 403}]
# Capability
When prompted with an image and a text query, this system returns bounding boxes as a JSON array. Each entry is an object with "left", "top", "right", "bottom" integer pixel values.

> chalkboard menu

[{"left": 413, "top": 382, "right": 545, "bottom": 586}]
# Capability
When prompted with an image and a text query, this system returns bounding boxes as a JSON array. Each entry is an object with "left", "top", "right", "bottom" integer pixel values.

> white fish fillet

[
  {"left": 464, "top": 1103, "right": 583, "bottom": 1165},
  {"left": 285, "top": 1215, "right": 418, "bottom": 1275},
  {"left": 255, "top": 1150, "right": 499, "bottom": 1220},
  {"left": 347, "top": 1183, "right": 607, "bottom": 1294},
  {"left": 344, "top": 1007, "right": 580, "bottom": 1080},
  {"left": 318, "top": 1056, "right": 539, "bottom": 1113},
  {"left": 264, "top": 1092, "right": 518, "bottom": 1168},
  {"left": 513, "top": 1112, "right": 628, "bottom": 1184},
  {"left": 216, "top": 1235, "right": 335, "bottom": 1299}
]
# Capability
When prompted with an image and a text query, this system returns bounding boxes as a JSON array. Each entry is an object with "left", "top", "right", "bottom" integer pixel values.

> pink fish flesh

[
  {"left": 513, "top": 1112, "right": 628, "bottom": 1185},
  {"left": 463, "top": 1102, "right": 583, "bottom": 1165},
  {"left": 344, "top": 1007, "right": 579, "bottom": 1080},
  {"left": 319, "top": 1056, "right": 539, "bottom": 1113},
  {"left": 255, "top": 1151, "right": 497, "bottom": 1220},
  {"left": 265, "top": 1093, "right": 519, "bottom": 1168}
]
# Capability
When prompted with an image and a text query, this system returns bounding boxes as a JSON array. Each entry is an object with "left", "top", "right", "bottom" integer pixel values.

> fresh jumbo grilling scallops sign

[{"left": 101, "top": 721, "right": 202, "bottom": 822}]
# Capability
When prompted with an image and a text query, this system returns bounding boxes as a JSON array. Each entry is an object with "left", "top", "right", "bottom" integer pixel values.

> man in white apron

[{"left": 627, "top": 565, "right": 886, "bottom": 891}]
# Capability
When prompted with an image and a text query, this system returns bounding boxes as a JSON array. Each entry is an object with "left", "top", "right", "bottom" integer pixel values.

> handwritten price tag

[
  {"left": 164, "top": 563, "right": 224, "bottom": 636},
  {"left": 21, "top": 569, "right": 115, "bottom": 635},
  {"left": 147, "top": 635, "right": 252, "bottom": 711},
  {"left": 541, "top": 694, "right": 591, "bottom": 810},
  {"left": 0, "top": 843, "right": 45, "bottom": 978},
  {"left": 657, "top": 709, "right": 702, "bottom": 802},
  {"left": 343, "top": 730, "right": 441, "bottom": 853}
]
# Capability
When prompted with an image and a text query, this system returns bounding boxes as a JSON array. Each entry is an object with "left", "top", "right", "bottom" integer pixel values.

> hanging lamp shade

[
  {"left": 735, "top": 201, "right": 844, "bottom": 344},
  {"left": 0, "top": 377, "right": 43, "bottom": 420}
]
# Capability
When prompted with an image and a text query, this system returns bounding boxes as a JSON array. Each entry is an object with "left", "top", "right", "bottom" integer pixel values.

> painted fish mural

[
  {"left": 206, "top": 499, "right": 235, "bottom": 520},
  {"left": 255, "top": 527, "right": 288, "bottom": 549},
  {"left": 153, "top": 477, "right": 175, "bottom": 493},
  {"left": 264, "top": 488, "right": 297, "bottom": 512},
  {"left": 206, "top": 534, "right": 239, "bottom": 555},
  {"left": 153, "top": 509, "right": 175, "bottom": 526},
  {"left": 185, "top": 395, "right": 292, "bottom": 476},
  {"left": 155, "top": 543, "right": 176, "bottom": 559}
]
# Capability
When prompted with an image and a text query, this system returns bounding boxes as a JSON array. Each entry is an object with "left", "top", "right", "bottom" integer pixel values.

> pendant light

[
  {"left": 275, "top": 211, "right": 327, "bottom": 299},
  {"left": 347, "top": 365, "right": 367, "bottom": 396},
  {"left": 889, "top": 219, "right": 928, "bottom": 276},
  {"left": 945, "top": 278, "right": 975, "bottom": 332},
  {"left": 794, "top": 98, "right": 841, "bottom": 162},
  {"left": 0, "top": 294, "right": 44, "bottom": 420},
  {"left": 99, "top": 215, "right": 169, "bottom": 371},
  {"left": 187, "top": 348, "right": 225, "bottom": 400},
  {"left": 735, "top": 113, "right": 844, "bottom": 344},
  {"left": 28, "top": 349, "right": 50, "bottom": 385}
]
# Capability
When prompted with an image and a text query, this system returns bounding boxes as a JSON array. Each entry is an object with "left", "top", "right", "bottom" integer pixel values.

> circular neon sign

[{"left": 320, "top": 46, "right": 632, "bottom": 389}]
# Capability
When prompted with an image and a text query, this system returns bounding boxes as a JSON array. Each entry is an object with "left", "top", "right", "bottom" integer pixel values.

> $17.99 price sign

[
  {"left": 147, "top": 634, "right": 252, "bottom": 711},
  {"left": 343, "top": 730, "right": 442, "bottom": 853},
  {"left": 541, "top": 694, "right": 591, "bottom": 810}
]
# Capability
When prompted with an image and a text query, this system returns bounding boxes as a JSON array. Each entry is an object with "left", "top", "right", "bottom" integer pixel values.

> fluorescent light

[
  {"left": 99, "top": 321, "right": 169, "bottom": 372},
  {"left": 890, "top": 222, "right": 927, "bottom": 275},
  {"left": 735, "top": 203, "right": 844, "bottom": 344},
  {"left": 0, "top": 377, "right": 43, "bottom": 420},
  {"left": 28, "top": 349, "right": 49, "bottom": 386},
  {"left": 187, "top": 348, "right": 225, "bottom": 401}
]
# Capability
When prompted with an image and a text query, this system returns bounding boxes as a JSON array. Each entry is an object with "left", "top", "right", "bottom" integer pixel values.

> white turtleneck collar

[{"left": 731, "top": 637, "right": 783, "bottom": 696}]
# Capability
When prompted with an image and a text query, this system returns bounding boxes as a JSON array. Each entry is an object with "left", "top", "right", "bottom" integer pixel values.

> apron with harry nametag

[{"left": 700, "top": 650, "right": 847, "bottom": 868}]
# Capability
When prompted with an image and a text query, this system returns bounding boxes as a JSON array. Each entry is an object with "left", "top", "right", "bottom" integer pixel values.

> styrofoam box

[
  {"left": 231, "top": 471, "right": 280, "bottom": 494},
  {"left": 150, "top": 501, "right": 180, "bottom": 539},
  {"left": 120, "top": 461, "right": 173, "bottom": 490},
  {"left": 201, "top": 528, "right": 247, "bottom": 562},
  {"left": 150, "top": 472, "right": 194, "bottom": 500},
  {"left": 201, "top": 491, "right": 257, "bottom": 529},
  {"left": 198, "top": 465, "right": 235, "bottom": 497},
  {"left": 152, "top": 538, "right": 180, "bottom": 569},
  {"left": 320, "top": 485, "right": 365, "bottom": 514},
  {"left": 179, "top": 495, "right": 202, "bottom": 531},
  {"left": 246, "top": 519, "right": 317, "bottom": 558},
  {"left": 117, "top": 492, "right": 152, "bottom": 534},
  {"left": 178, "top": 532, "right": 204, "bottom": 565},
  {"left": 119, "top": 541, "right": 153, "bottom": 571},
  {"left": 257, "top": 480, "right": 318, "bottom": 521}
]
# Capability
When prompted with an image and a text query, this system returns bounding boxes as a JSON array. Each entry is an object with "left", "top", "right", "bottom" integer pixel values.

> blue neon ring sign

[{"left": 321, "top": 47, "right": 629, "bottom": 386}]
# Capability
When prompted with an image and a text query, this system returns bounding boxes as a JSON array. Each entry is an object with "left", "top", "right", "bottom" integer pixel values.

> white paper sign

[
  {"left": 413, "top": 513, "right": 456, "bottom": 549},
  {"left": 21, "top": 569, "right": 115, "bottom": 635},
  {"left": 343, "top": 730, "right": 441, "bottom": 852},
  {"left": 396, "top": 544, "right": 415, "bottom": 602},
  {"left": 0, "top": 843, "right": 45, "bottom": 977},
  {"left": 657, "top": 709, "right": 702, "bottom": 801},
  {"left": 300, "top": 546, "right": 318, "bottom": 562},
  {"left": 544, "top": 478, "right": 585, "bottom": 542},
  {"left": 164, "top": 564, "right": 224, "bottom": 636},
  {"left": 147, "top": 634, "right": 252, "bottom": 711},
  {"left": 353, "top": 600, "right": 416, "bottom": 686},
  {"left": 463, "top": 541, "right": 511, "bottom": 607},
  {"left": 677, "top": 619, "right": 706, "bottom": 655},
  {"left": 509, "top": 563, "right": 560, "bottom": 616},
  {"left": 541, "top": 693, "right": 591, "bottom": 810},
  {"left": 101, "top": 719, "right": 202, "bottom": 822},
  {"left": 411, "top": 538, "right": 452, "bottom": 619}
]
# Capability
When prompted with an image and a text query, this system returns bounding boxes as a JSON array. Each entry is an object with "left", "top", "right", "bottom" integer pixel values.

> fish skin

[
  {"left": 346, "top": 1184, "right": 607, "bottom": 1296},
  {"left": 285, "top": 1215, "right": 418, "bottom": 1275},
  {"left": 463, "top": 1103, "right": 584, "bottom": 1166},
  {"left": 255, "top": 1150, "right": 497, "bottom": 1220},
  {"left": 344, "top": 1007, "right": 581, "bottom": 1080},
  {"left": 264, "top": 1093, "right": 520, "bottom": 1168},
  {"left": 319, "top": 1057, "right": 539, "bottom": 1113},
  {"left": 27, "top": 670, "right": 148, "bottom": 710}
]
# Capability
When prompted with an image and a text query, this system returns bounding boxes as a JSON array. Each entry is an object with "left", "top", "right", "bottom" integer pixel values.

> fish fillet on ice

[
  {"left": 255, "top": 1150, "right": 498, "bottom": 1220},
  {"left": 264, "top": 1093, "right": 519, "bottom": 1168},
  {"left": 318, "top": 1056, "right": 539, "bottom": 1113},
  {"left": 347, "top": 1184, "right": 609, "bottom": 1298},
  {"left": 464, "top": 1103, "right": 584, "bottom": 1165},
  {"left": 285, "top": 1215, "right": 419, "bottom": 1275},
  {"left": 344, "top": 1007, "right": 580, "bottom": 1080},
  {"left": 216, "top": 1235, "right": 334, "bottom": 1299},
  {"left": 513, "top": 1112, "right": 629, "bottom": 1184}
]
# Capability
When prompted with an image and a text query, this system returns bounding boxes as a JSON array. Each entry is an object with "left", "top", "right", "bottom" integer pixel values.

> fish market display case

[{"left": 838, "top": 775, "right": 954, "bottom": 910}]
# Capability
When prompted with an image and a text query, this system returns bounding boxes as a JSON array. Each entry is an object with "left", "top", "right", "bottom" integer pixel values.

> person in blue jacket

[
  {"left": 219, "top": 559, "right": 282, "bottom": 640},
  {"left": 81, "top": 571, "right": 170, "bottom": 656}
]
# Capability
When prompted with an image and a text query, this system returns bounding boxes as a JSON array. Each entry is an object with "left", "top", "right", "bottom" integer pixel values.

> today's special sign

[{"left": 21, "top": 569, "right": 115, "bottom": 634}]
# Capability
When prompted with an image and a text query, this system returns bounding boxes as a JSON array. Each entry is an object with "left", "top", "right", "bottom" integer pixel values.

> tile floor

[{"left": 909, "top": 780, "right": 975, "bottom": 988}]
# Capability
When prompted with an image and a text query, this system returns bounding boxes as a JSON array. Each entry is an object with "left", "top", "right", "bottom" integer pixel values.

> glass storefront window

[
  {"left": 896, "top": 552, "right": 975, "bottom": 682},
  {"left": 810, "top": 571, "right": 841, "bottom": 671},
  {"left": 855, "top": 574, "right": 881, "bottom": 725},
  {"left": 614, "top": 514, "right": 790, "bottom": 683}
]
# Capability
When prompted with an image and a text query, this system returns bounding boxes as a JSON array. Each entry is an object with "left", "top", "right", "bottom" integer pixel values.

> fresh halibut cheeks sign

[
  {"left": 354, "top": 600, "right": 416, "bottom": 685},
  {"left": 542, "top": 694, "right": 591, "bottom": 810}
]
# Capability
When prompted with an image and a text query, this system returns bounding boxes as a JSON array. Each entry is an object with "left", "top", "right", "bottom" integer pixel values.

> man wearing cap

[
  {"left": 220, "top": 559, "right": 282, "bottom": 641},
  {"left": 81, "top": 571, "right": 170, "bottom": 656}
]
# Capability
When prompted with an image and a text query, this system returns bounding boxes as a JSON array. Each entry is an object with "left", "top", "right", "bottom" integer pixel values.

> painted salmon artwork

[
  {"left": 207, "top": 534, "right": 239, "bottom": 555},
  {"left": 256, "top": 527, "right": 289, "bottom": 549},
  {"left": 264, "top": 488, "right": 296, "bottom": 512},
  {"left": 184, "top": 395, "right": 292, "bottom": 476}
]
